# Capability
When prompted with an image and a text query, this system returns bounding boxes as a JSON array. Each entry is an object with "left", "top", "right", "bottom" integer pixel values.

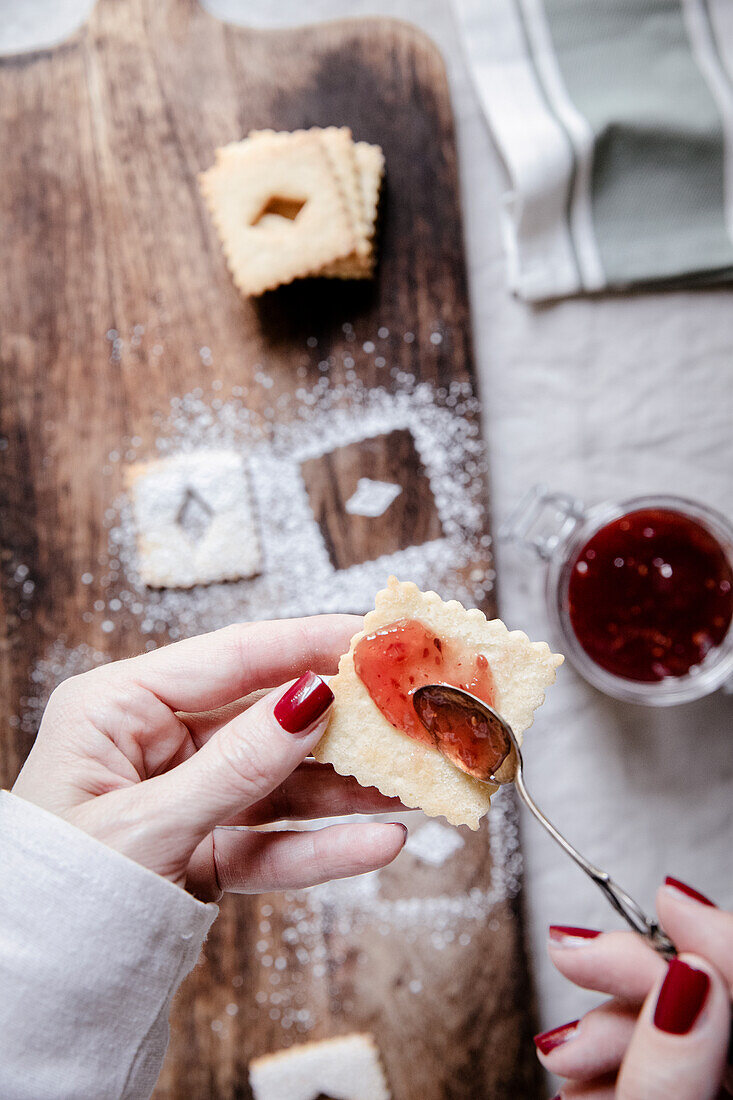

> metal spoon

[{"left": 412, "top": 683, "right": 676, "bottom": 959}]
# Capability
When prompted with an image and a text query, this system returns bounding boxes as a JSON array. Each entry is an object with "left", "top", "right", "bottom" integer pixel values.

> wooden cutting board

[{"left": 0, "top": 2, "right": 543, "bottom": 1096}]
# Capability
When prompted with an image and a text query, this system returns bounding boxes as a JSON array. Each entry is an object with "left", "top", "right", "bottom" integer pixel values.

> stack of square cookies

[{"left": 200, "top": 127, "right": 384, "bottom": 296}]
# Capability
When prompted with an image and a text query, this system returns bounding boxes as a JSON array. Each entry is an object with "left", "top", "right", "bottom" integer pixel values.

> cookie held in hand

[{"left": 315, "top": 577, "right": 563, "bottom": 829}]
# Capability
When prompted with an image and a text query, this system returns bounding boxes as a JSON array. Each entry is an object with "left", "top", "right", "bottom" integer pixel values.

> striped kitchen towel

[{"left": 454, "top": 0, "right": 733, "bottom": 300}]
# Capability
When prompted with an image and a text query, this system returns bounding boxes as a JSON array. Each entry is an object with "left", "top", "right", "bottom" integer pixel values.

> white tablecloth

[{"left": 5, "top": 0, "right": 733, "bottom": 1073}]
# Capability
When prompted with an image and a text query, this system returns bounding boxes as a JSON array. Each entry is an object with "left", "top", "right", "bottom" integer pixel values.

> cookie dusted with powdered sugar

[
  {"left": 249, "top": 1033, "right": 391, "bottom": 1100},
  {"left": 124, "top": 449, "right": 261, "bottom": 588}
]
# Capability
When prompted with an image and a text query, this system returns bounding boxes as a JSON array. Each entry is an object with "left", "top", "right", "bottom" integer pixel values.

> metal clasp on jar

[{"left": 498, "top": 484, "right": 585, "bottom": 562}]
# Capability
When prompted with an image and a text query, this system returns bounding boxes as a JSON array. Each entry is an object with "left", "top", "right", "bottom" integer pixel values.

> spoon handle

[{"left": 513, "top": 758, "right": 677, "bottom": 960}]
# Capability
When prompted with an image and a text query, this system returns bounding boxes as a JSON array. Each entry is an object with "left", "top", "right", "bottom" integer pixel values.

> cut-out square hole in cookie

[
  {"left": 252, "top": 194, "right": 307, "bottom": 226},
  {"left": 124, "top": 449, "right": 261, "bottom": 589},
  {"left": 177, "top": 487, "right": 215, "bottom": 541},
  {"left": 300, "top": 428, "right": 443, "bottom": 570}
]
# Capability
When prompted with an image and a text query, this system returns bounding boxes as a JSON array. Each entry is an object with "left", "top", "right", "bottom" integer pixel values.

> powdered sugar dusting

[
  {"left": 405, "top": 819, "right": 466, "bottom": 866},
  {"left": 16, "top": 640, "right": 110, "bottom": 735},
  {"left": 239, "top": 789, "right": 522, "bottom": 1033},
  {"left": 102, "top": 371, "right": 493, "bottom": 637},
  {"left": 11, "top": 325, "right": 521, "bottom": 1041}
]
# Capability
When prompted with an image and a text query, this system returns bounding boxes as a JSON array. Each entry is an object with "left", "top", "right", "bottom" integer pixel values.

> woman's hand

[
  {"left": 536, "top": 878, "right": 732, "bottom": 1099},
  {"left": 12, "top": 616, "right": 407, "bottom": 901}
]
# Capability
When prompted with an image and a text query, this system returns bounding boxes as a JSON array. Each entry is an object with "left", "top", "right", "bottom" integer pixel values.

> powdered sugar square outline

[{"left": 107, "top": 380, "right": 495, "bottom": 634}]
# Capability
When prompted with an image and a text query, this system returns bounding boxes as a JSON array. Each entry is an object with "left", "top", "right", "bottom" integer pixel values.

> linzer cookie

[
  {"left": 315, "top": 577, "right": 563, "bottom": 829},
  {"left": 249, "top": 1033, "right": 391, "bottom": 1100},
  {"left": 199, "top": 130, "right": 353, "bottom": 296},
  {"left": 124, "top": 450, "right": 261, "bottom": 588},
  {"left": 200, "top": 128, "right": 384, "bottom": 295}
]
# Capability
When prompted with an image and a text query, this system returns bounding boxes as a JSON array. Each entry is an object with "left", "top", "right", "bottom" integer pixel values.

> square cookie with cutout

[
  {"left": 124, "top": 449, "right": 261, "bottom": 588},
  {"left": 315, "top": 577, "right": 563, "bottom": 829}
]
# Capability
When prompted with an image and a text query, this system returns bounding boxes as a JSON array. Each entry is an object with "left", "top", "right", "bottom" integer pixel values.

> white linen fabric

[{"left": 0, "top": 790, "right": 218, "bottom": 1100}]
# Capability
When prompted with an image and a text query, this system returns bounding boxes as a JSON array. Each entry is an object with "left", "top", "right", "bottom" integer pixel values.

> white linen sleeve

[{"left": 0, "top": 789, "right": 219, "bottom": 1100}]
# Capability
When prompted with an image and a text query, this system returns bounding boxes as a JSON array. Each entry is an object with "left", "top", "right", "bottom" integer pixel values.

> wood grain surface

[
  {"left": 0, "top": 2, "right": 543, "bottom": 1096},
  {"left": 300, "top": 428, "right": 444, "bottom": 569}
]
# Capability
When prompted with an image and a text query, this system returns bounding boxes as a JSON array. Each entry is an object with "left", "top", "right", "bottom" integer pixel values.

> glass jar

[{"left": 500, "top": 486, "right": 733, "bottom": 706}]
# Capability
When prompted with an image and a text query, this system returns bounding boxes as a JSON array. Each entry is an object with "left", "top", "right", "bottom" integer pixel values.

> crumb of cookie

[
  {"left": 315, "top": 576, "right": 563, "bottom": 829},
  {"left": 249, "top": 1032, "right": 391, "bottom": 1100},
  {"left": 124, "top": 449, "right": 261, "bottom": 588}
]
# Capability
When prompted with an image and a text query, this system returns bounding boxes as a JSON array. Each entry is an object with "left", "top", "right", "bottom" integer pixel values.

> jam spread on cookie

[
  {"left": 353, "top": 618, "right": 499, "bottom": 780},
  {"left": 568, "top": 508, "right": 733, "bottom": 682}
]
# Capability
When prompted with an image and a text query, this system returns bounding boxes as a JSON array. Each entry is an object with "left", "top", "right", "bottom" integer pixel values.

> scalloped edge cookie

[
  {"left": 314, "top": 576, "right": 563, "bottom": 829},
  {"left": 249, "top": 1032, "right": 390, "bottom": 1100},
  {"left": 199, "top": 129, "right": 354, "bottom": 296},
  {"left": 320, "top": 140, "right": 384, "bottom": 278},
  {"left": 124, "top": 449, "right": 261, "bottom": 588}
]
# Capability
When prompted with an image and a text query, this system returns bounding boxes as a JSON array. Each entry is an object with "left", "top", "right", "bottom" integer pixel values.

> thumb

[
  {"left": 617, "top": 954, "right": 730, "bottom": 1100},
  {"left": 151, "top": 672, "right": 334, "bottom": 845}
]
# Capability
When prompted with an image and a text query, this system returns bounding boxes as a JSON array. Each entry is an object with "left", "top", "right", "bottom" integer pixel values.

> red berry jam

[
  {"left": 353, "top": 618, "right": 498, "bottom": 780},
  {"left": 567, "top": 508, "right": 733, "bottom": 683},
  {"left": 411, "top": 684, "right": 511, "bottom": 781}
]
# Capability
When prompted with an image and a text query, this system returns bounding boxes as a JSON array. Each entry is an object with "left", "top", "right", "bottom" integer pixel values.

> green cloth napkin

[{"left": 454, "top": 0, "right": 733, "bottom": 299}]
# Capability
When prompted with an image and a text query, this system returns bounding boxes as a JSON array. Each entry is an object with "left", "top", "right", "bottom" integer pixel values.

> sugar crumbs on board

[
  {"left": 15, "top": 640, "right": 110, "bottom": 735},
  {"left": 101, "top": 370, "right": 494, "bottom": 639},
  {"left": 14, "top": 347, "right": 496, "bottom": 738},
  {"left": 238, "top": 790, "right": 522, "bottom": 1034}
]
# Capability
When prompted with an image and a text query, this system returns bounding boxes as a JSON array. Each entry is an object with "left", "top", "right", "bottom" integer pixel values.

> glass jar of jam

[{"left": 501, "top": 487, "right": 733, "bottom": 705}]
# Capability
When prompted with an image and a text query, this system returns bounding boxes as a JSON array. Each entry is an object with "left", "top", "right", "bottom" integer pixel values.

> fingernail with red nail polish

[
  {"left": 665, "top": 876, "right": 716, "bottom": 908},
  {"left": 534, "top": 1019, "right": 579, "bottom": 1055},
  {"left": 549, "top": 925, "right": 602, "bottom": 943},
  {"left": 274, "top": 672, "right": 333, "bottom": 735},
  {"left": 654, "top": 959, "right": 710, "bottom": 1035}
]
